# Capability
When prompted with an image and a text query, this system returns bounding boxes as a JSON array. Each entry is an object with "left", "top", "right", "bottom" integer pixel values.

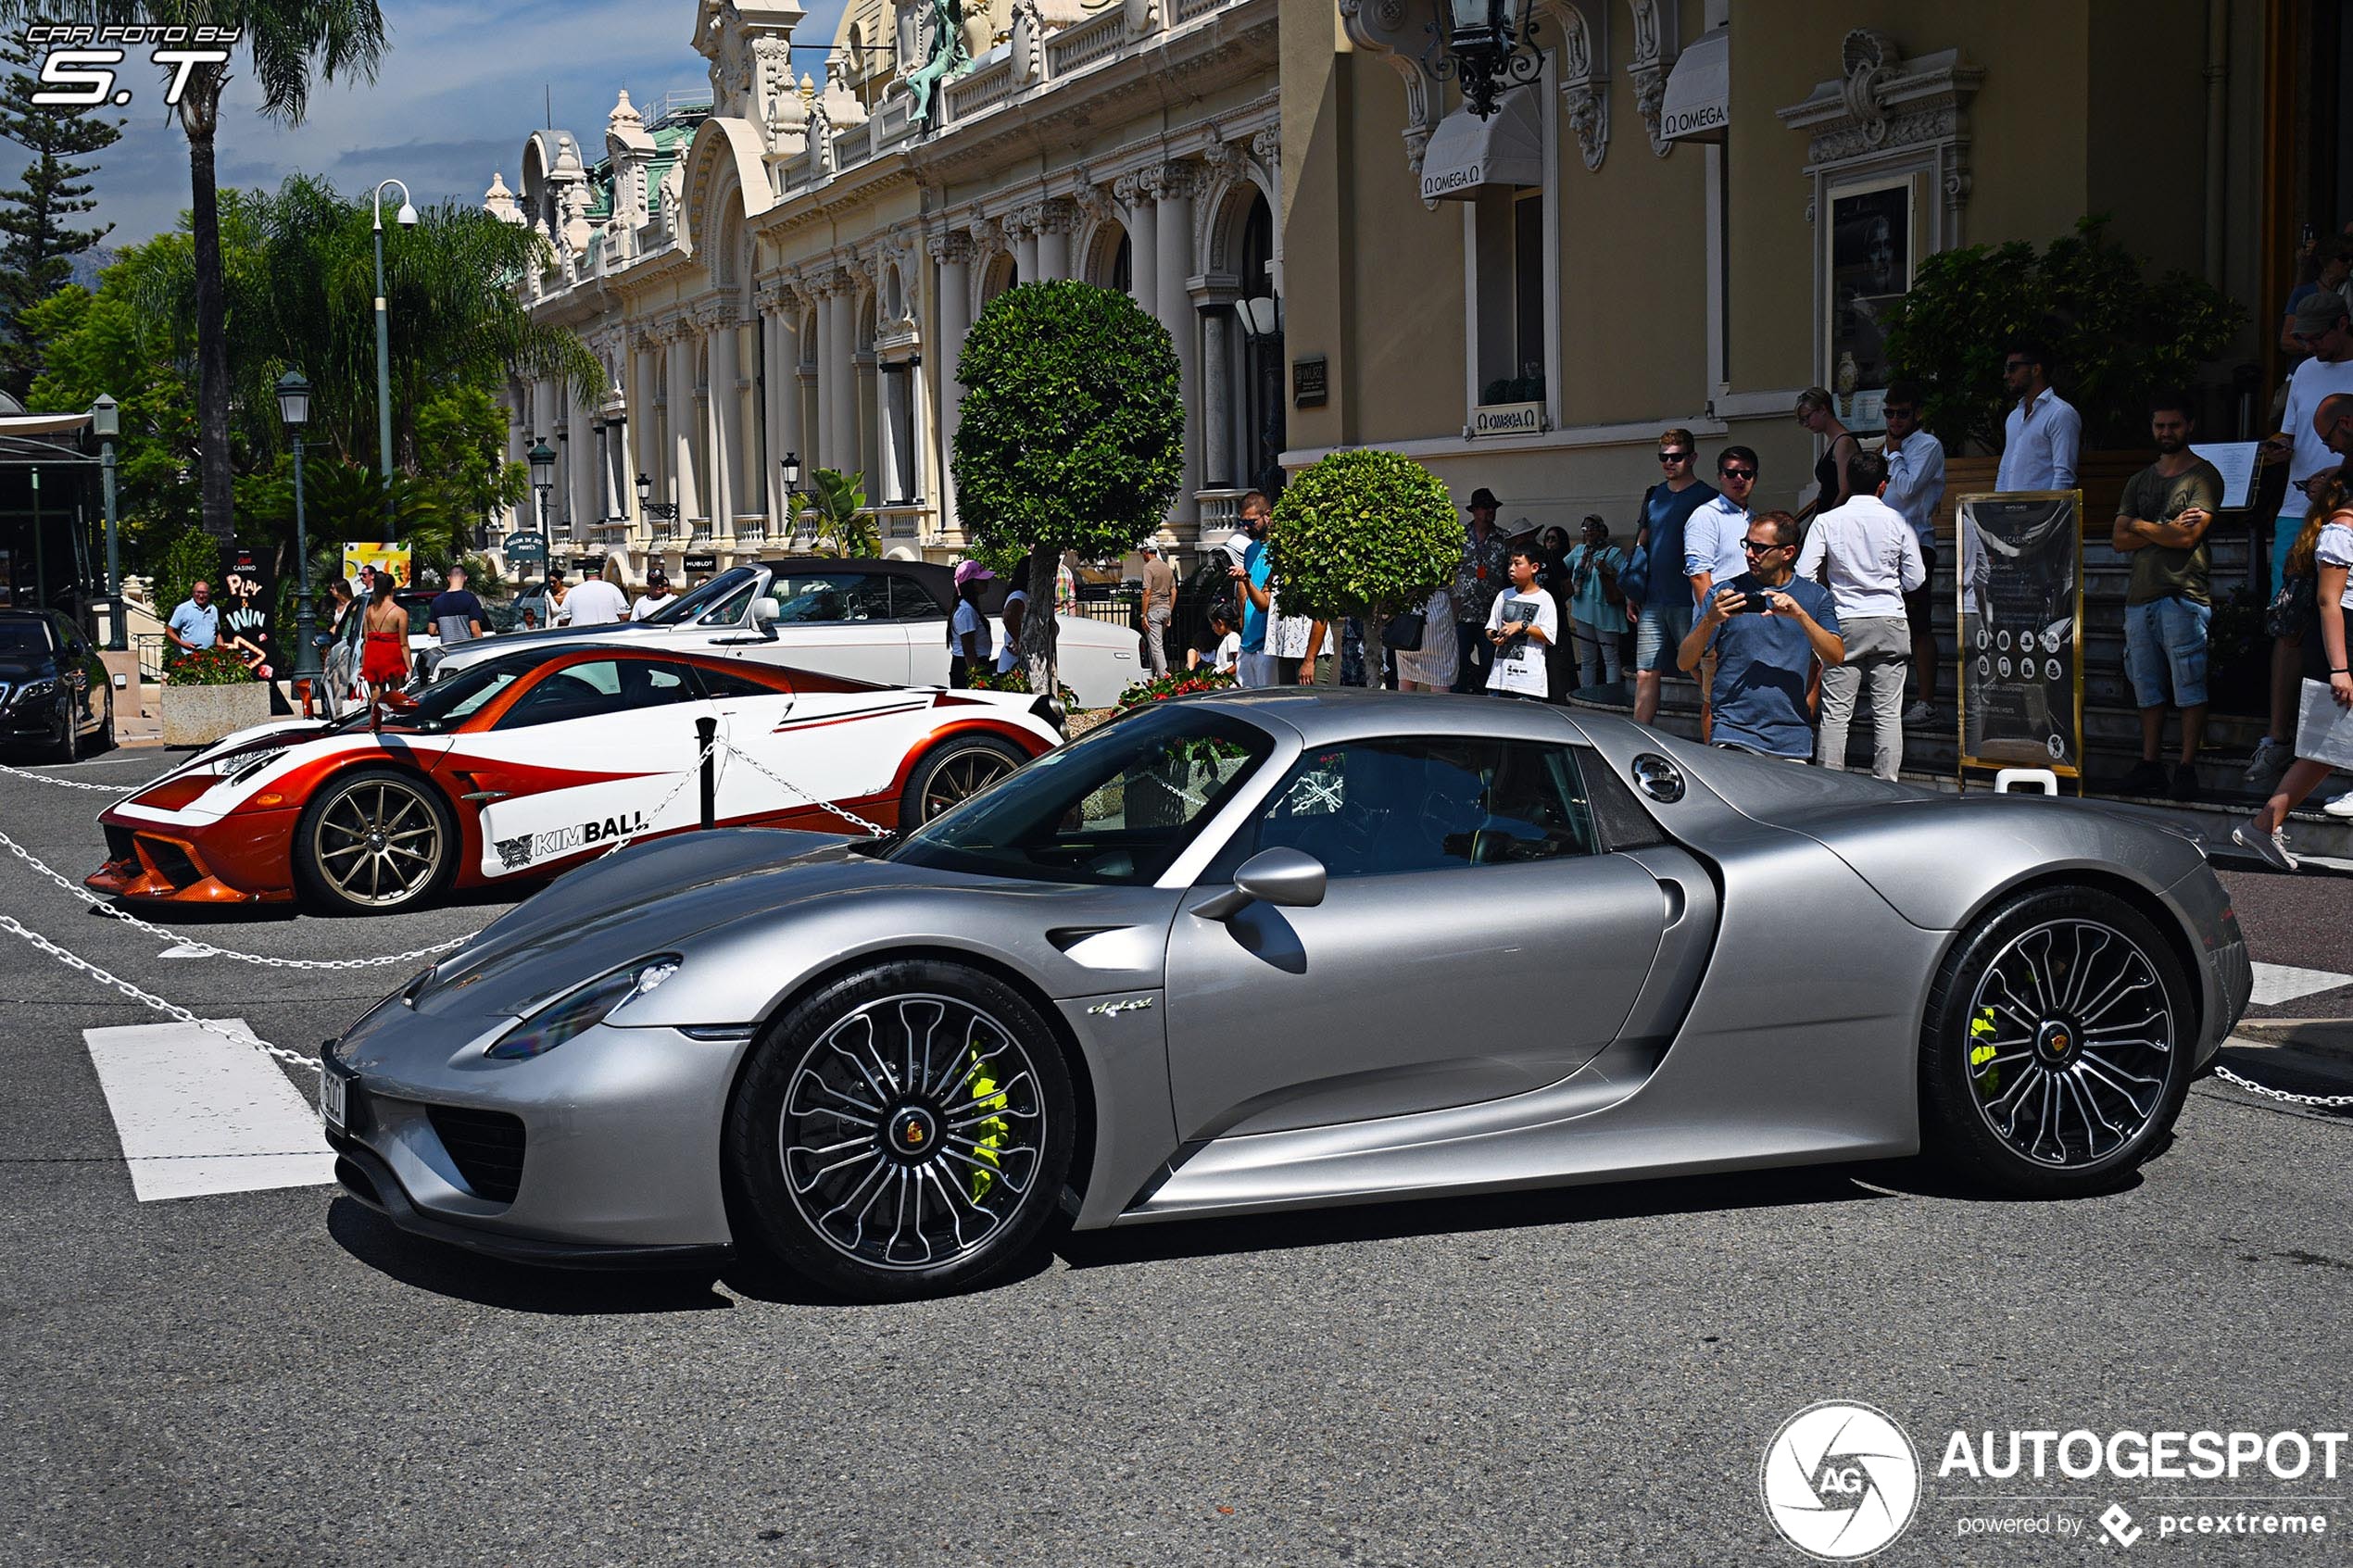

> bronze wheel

[
  {"left": 899, "top": 735, "right": 1029, "bottom": 828},
  {"left": 294, "top": 767, "right": 454, "bottom": 913}
]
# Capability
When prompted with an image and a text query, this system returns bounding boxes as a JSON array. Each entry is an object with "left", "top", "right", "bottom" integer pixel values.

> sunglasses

[
  {"left": 1740, "top": 538, "right": 1784, "bottom": 554},
  {"left": 1657, "top": 450, "right": 1692, "bottom": 462},
  {"left": 2003, "top": 359, "right": 2030, "bottom": 371},
  {"left": 1720, "top": 468, "right": 1756, "bottom": 482}
]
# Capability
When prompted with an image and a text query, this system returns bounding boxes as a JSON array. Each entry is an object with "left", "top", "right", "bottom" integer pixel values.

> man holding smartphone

[{"left": 1677, "top": 511, "right": 1843, "bottom": 761}]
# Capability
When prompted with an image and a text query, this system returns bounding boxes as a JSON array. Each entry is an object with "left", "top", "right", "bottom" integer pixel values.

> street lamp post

[
  {"left": 370, "top": 178, "right": 419, "bottom": 533},
  {"left": 528, "top": 437, "right": 558, "bottom": 599},
  {"left": 1435, "top": 0, "right": 1542, "bottom": 119},
  {"left": 636, "top": 471, "right": 680, "bottom": 532},
  {"left": 277, "top": 371, "right": 321, "bottom": 682},
  {"left": 91, "top": 395, "right": 121, "bottom": 649},
  {"left": 779, "top": 451, "right": 802, "bottom": 544}
]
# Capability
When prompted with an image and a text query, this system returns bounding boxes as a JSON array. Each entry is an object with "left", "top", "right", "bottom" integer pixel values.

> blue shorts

[
  {"left": 2122, "top": 595, "right": 2211, "bottom": 709},
  {"left": 1634, "top": 600, "right": 1695, "bottom": 673}
]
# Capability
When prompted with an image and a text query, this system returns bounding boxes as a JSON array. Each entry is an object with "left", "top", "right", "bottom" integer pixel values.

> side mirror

[
  {"left": 1189, "top": 847, "right": 1327, "bottom": 921},
  {"left": 749, "top": 597, "right": 781, "bottom": 637}
]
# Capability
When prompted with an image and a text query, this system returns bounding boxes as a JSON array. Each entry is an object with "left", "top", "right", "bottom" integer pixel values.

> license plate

[{"left": 320, "top": 1070, "right": 347, "bottom": 1129}]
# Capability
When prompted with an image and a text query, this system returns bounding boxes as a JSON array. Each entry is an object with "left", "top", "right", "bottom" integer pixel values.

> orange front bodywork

[{"left": 87, "top": 805, "right": 305, "bottom": 905}]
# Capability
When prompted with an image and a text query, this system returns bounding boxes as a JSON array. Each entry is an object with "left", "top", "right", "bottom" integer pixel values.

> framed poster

[
  {"left": 340, "top": 542, "right": 410, "bottom": 596},
  {"left": 1823, "top": 176, "right": 1915, "bottom": 435},
  {"left": 1957, "top": 492, "right": 2084, "bottom": 783},
  {"left": 218, "top": 546, "right": 276, "bottom": 680}
]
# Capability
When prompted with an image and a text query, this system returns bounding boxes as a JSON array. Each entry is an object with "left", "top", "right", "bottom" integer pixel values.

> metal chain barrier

[
  {"left": 0, "top": 824, "right": 476, "bottom": 971},
  {"left": 2210, "top": 1063, "right": 2353, "bottom": 1110},
  {"left": 592, "top": 730, "right": 730, "bottom": 855},
  {"left": 0, "top": 909, "right": 321, "bottom": 1074},
  {"left": 713, "top": 737, "right": 891, "bottom": 837},
  {"left": 0, "top": 758, "right": 132, "bottom": 792}
]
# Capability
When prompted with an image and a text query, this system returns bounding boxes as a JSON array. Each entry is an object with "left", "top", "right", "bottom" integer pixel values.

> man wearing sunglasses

[
  {"left": 1994, "top": 340, "right": 2081, "bottom": 492},
  {"left": 1681, "top": 449, "right": 1760, "bottom": 739},
  {"left": 1676, "top": 511, "right": 1843, "bottom": 761},
  {"left": 1629, "top": 428, "right": 1718, "bottom": 724},
  {"left": 2247, "top": 290, "right": 2353, "bottom": 789}
]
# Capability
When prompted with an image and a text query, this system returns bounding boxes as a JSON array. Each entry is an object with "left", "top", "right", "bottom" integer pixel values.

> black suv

[{"left": 0, "top": 608, "right": 114, "bottom": 760}]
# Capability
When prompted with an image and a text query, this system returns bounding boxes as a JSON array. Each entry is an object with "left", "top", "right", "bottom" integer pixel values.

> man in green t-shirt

[{"left": 2111, "top": 392, "right": 2225, "bottom": 800}]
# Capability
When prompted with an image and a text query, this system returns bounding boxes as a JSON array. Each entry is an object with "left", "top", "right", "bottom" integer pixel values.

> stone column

[
  {"left": 632, "top": 337, "right": 658, "bottom": 523},
  {"left": 827, "top": 280, "right": 857, "bottom": 479},
  {"left": 876, "top": 361, "right": 903, "bottom": 503},
  {"left": 1152, "top": 164, "right": 1201, "bottom": 529},
  {"left": 1012, "top": 208, "right": 1040, "bottom": 282},
  {"left": 1036, "top": 198, "right": 1074, "bottom": 280},
  {"left": 1202, "top": 309, "right": 1231, "bottom": 489},
  {"left": 931, "top": 232, "right": 972, "bottom": 539},
  {"left": 760, "top": 297, "right": 786, "bottom": 518},
  {"left": 707, "top": 309, "right": 738, "bottom": 532},
  {"left": 666, "top": 324, "right": 700, "bottom": 521},
  {"left": 1117, "top": 174, "right": 1156, "bottom": 313},
  {"left": 567, "top": 388, "right": 598, "bottom": 539}
]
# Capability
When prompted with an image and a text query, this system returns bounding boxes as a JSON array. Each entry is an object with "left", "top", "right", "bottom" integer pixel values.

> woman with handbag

[
  {"left": 1392, "top": 584, "right": 1456, "bottom": 692},
  {"left": 1566, "top": 516, "right": 1630, "bottom": 691},
  {"left": 2233, "top": 470, "right": 2353, "bottom": 871}
]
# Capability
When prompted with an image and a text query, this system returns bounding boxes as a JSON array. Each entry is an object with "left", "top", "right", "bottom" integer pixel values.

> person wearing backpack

[{"left": 1565, "top": 515, "right": 1629, "bottom": 692}]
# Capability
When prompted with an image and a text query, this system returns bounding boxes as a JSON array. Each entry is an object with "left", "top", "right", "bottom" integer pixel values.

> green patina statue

[{"left": 906, "top": 0, "right": 973, "bottom": 127}]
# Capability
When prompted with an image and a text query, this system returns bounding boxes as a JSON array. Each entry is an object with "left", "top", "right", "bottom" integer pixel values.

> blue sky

[{"left": 70, "top": 0, "right": 849, "bottom": 250}]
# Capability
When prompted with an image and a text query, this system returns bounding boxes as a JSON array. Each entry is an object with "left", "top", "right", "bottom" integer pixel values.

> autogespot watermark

[
  {"left": 1760, "top": 1404, "right": 2347, "bottom": 1558},
  {"left": 19, "top": 22, "right": 239, "bottom": 110}
]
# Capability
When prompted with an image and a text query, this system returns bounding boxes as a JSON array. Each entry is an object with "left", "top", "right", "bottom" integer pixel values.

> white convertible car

[{"left": 437, "top": 558, "right": 1142, "bottom": 708}]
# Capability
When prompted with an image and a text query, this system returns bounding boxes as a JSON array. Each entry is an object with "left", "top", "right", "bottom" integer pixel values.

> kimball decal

[{"left": 494, "top": 811, "right": 648, "bottom": 871}]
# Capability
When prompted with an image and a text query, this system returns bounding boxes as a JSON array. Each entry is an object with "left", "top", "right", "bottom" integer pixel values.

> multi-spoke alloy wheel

[
  {"left": 728, "top": 960, "right": 1076, "bottom": 1300},
  {"left": 900, "top": 736, "right": 1029, "bottom": 827},
  {"left": 294, "top": 768, "right": 454, "bottom": 914},
  {"left": 1922, "top": 887, "right": 2193, "bottom": 1197}
]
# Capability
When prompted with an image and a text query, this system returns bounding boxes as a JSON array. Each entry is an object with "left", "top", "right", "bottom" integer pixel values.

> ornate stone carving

[
  {"left": 1544, "top": 0, "right": 1610, "bottom": 171},
  {"left": 1071, "top": 182, "right": 1114, "bottom": 225},
  {"left": 1112, "top": 171, "right": 1146, "bottom": 210},
  {"left": 1624, "top": 0, "right": 1677, "bottom": 157},
  {"left": 1777, "top": 30, "right": 1984, "bottom": 232},
  {"left": 657, "top": 159, "right": 685, "bottom": 232},
  {"left": 927, "top": 230, "right": 974, "bottom": 264},
  {"left": 1249, "top": 127, "right": 1279, "bottom": 170},
  {"left": 1035, "top": 195, "right": 1078, "bottom": 234},
  {"left": 967, "top": 215, "right": 1004, "bottom": 255},
  {"left": 483, "top": 170, "right": 522, "bottom": 225},
  {"left": 1337, "top": 0, "right": 1441, "bottom": 189}
]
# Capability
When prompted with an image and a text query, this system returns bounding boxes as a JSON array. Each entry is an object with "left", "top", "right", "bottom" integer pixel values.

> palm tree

[{"left": 4, "top": 1, "right": 388, "bottom": 540}]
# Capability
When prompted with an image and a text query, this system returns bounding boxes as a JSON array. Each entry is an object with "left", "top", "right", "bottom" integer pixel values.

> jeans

[
  {"left": 1143, "top": 605, "right": 1171, "bottom": 678},
  {"left": 1817, "top": 615, "right": 1911, "bottom": 779},
  {"left": 1570, "top": 618, "right": 1623, "bottom": 688},
  {"left": 2122, "top": 595, "right": 2212, "bottom": 709},
  {"left": 1634, "top": 601, "right": 1694, "bottom": 673}
]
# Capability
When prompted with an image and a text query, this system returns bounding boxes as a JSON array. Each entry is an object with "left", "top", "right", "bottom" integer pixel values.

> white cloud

[{"left": 67, "top": 0, "right": 851, "bottom": 247}]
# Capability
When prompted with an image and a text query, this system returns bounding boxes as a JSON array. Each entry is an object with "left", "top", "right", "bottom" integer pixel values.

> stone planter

[{"left": 162, "top": 681, "right": 271, "bottom": 747}]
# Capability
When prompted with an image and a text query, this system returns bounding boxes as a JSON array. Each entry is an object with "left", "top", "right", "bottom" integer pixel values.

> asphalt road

[{"left": 4, "top": 746, "right": 2348, "bottom": 1568}]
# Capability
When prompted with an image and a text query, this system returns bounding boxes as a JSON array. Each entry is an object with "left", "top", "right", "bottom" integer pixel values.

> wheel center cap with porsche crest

[
  {"left": 2033, "top": 1018, "right": 2078, "bottom": 1066},
  {"left": 885, "top": 1104, "right": 939, "bottom": 1160}
]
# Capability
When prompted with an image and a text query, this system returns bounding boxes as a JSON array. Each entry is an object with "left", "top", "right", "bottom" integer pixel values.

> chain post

[{"left": 698, "top": 716, "right": 718, "bottom": 831}]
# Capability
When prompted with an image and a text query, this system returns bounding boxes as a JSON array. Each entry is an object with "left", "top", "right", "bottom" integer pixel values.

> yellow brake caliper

[
  {"left": 1969, "top": 1007, "right": 2001, "bottom": 1095},
  {"left": 967, "top": 1045, "right": 1010, "bottom": 1202}
]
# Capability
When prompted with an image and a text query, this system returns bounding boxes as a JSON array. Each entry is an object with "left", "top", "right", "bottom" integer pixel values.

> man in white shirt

[
  {"left": 627, "top": 569, "right": 676, "bottom": 621},
  {"left": 1797, "top": 449, "right": 1927, "bottom": 780},
  {"left": 1681, "top": 448, "right": 1757, "bottom": 740},
  {"left": 1994, "top": 340, "right": 2082, "bottom": 491},
  {"left": 559, "top": 571, "right": 629, "bottom": 626},
  {"left": 2246, "top": 290, "right": 2353, "bottom": 790},
  {"left": 995, "top": 587, "right": 1028, "bottom": 675},
  {"left": 1879, "top": 382, "right": 1948, "bottom": 724}
]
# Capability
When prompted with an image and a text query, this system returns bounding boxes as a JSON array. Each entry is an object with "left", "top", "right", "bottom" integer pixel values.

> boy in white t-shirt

[{"left": 1485, "top": 544, "right": 1558, "bottom": 698}]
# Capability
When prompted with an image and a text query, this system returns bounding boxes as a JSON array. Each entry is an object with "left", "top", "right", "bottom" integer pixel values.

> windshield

[
  {"left": 331, "top": 650, "right": 535, "bottom": 734},
  {"left": 0, "top": 621, "right": 55, "bottom": 656},
  {"left": 888, "top": 703, "right": 1273, "bottom": 886},
  {"left": 645, "top": 566, "right": 759, "bottom": 625}
]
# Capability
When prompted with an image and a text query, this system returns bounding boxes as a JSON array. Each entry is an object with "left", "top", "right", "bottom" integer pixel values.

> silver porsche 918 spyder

[{"left": 323, "top": 690, "right": 2252, "bottom": 1299}]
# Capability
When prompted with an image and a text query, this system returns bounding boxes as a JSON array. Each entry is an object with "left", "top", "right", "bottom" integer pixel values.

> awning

[
  {"left": 1659, "top": 28, "right": 1729, "bottom": 144},
  {"left": 1418, "top": 89, "right": 1543, "bottom": 203}
]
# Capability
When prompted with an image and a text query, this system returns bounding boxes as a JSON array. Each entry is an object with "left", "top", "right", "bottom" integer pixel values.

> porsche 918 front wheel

[
  {"left": 293, "top": 767, "right": 456, "bottom": 914},
  {"left": 726, "top": 960, "right": 1076, "bottom": 1301},
  {"left": 1920, "top": 886, "right": 2194, "bottom": 1198}
]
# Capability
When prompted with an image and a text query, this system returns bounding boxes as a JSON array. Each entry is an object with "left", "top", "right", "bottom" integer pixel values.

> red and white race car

[{"left": 87, "top": 645, "right": 1062, "bottom": 914}]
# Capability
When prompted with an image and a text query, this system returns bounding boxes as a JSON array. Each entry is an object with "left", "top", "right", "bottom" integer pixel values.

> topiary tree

[
  {"left": 1265, "top": 448, "right": 1461, "bottom": 684},
  {"left": 952, "top": 280, "right": 1183, "bottom": 696},
  {"left": 1882, "top": 215, "right": 2244, "bottom": 455}
]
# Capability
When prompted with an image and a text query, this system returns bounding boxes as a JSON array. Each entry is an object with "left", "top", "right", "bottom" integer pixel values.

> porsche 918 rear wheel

[
  {"left": 900, "top": 735, "right": 1027, "bottom": 827},
  {"left": 294, "top": 767, "right": 455, "bottom": 914},
  {"left": 726, "top": 960, "right": 1076, "bottom": 1300},
  {"left": 1921, "top": 886, "right": 2193, "bottom": 1197}
]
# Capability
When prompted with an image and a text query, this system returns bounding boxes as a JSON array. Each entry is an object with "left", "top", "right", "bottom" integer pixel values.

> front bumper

[
  {"left": 87, "top": 809, "right": 298, "bottom": 904},
  {"left": 322, "top": 997, "right": 750, "bottom": 1264}
]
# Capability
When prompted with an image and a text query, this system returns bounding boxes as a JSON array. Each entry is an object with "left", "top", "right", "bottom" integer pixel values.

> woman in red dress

[{"left": 359, "top": 576, "right": 410, "bottom": 726}]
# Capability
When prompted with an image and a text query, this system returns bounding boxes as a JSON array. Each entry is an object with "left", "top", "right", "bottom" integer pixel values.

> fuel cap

[{"left": 1631, "top": 753, "right": 1686, "bottom": 804}]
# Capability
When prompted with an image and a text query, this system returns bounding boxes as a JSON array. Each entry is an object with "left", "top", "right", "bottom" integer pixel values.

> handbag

[
  {"left": 2265, "top": 572, "right": 2315, "bottom": 640},
  {"left": 1381, "top": 609, "right": 1428, "bottom": 651}
]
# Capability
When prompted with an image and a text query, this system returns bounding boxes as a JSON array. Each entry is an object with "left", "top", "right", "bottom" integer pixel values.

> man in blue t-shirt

[
  {"left": 165, "top": 581, "right": 218, "bottom": 653},
  {"left": 1227, "top": 489, "right": 1279, "bottom": 688},
  {"left": 1630, "top": 429, "right": 1718, "bottom": 724},
  {"left": 1676, "top": 509, "right": 1843, "bottom": 760}
]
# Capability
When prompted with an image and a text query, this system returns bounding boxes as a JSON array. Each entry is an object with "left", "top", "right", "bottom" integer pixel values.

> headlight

[
  {"left": 484, "top": 955, "right": 681, "bottom": 1060},
  {"left": 226, "top": 746, "right": 286, "bottom": 784},
  {"left": 18, "top": 677, "right": 57, "bottom": 701}
]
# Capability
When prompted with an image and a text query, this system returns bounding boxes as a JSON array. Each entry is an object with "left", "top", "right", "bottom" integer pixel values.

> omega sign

[
  {"left": 1664, "top": 101, "right": 1727, "bottom": 138},
  {"left": 1472, "top": 401, "right": 1545, "bottom": 437},
  {"left": 1421, "top": 160, "right": 1486, "bottom": 202}
]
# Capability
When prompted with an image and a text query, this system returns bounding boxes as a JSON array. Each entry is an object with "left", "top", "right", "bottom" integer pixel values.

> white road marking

[
  {"left": 157, "top": 943, "right": 212, "bottom": 960},
  {"left": 2248, "top": 962, "right": 2353, "bottom": 1008},
  {"left": 82, "top": 1019, "right": 333, "bottom": 1201}
]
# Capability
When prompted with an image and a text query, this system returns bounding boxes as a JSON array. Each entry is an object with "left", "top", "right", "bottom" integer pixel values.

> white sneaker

[
  {"left": 2243, "top": 736, "right": 2292, "bottom": 788},
  {"left": 1901, "top": 700, "right": 1934, "bottom": 726},
  {"left": 2322, "top": 791, "right": 2353, "bottom": 820},
  {"left": 2230, "top": 820, "right": 2299, "bottom": 872}
]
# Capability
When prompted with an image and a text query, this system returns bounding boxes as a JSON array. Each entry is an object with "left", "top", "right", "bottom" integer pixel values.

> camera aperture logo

[
  {"left": 1761, "top": 1400, "right": 1922, "bottom": 1561},
  {"left": 21, "top": 22, "right": 240, "bottom": 110}
]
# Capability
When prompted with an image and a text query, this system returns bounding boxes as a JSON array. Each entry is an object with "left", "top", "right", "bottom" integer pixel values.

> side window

[
  {"left": 695, "top": 578, "right": 761, "bottom": 626},
  {"left": 767, "top": 573, "right": 893, "bottom": 624},
  {"left": 1234, "top": 737, "right": 1596, "bottom": 878},
  {"left": 696, "top": 665, "right": 779, "bottom": 700},
  {"left": 891, "top": 576, "right": 945, "bottom": 621},
  {"left": 497, "top": 659, "right": 691, "bottom": 728}
]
